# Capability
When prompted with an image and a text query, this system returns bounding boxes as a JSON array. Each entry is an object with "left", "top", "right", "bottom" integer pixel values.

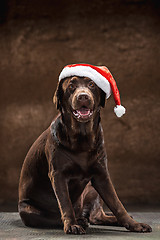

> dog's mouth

[{"left": 73, "top": 106, "right": 93, "bottom": 120}]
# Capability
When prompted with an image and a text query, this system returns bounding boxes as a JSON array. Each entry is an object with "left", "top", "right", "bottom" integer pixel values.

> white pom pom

[{"left": 114, "top": 105, "right": 126, "bottom": 117}]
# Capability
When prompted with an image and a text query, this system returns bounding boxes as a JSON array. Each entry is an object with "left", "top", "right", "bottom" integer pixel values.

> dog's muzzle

[{"left": 71, "top": 88, "right": 94, "bottom": 121}]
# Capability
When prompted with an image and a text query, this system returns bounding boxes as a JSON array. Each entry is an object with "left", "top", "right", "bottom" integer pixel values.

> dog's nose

[{"left": 77, "top": 93, "right": 90, "bottom": 102}]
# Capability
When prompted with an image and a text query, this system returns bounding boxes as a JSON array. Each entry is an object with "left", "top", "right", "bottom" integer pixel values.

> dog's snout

[
  {"left": 77, "top": 93, "right": 90, "bottom": 102},
  {"left": 72, "top": 88, "right": 94, "bottom": 110}
]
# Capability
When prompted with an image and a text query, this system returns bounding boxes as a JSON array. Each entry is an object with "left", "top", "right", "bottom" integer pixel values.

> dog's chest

[
  {"left": 72, "top": 151, "right": 90, "bottom": 170},
  {"left": 69, "top": 134, "right": 95, "bottom": 152},
  {"left": 68, "top": 150, "right": 97, "bottom": 181}
]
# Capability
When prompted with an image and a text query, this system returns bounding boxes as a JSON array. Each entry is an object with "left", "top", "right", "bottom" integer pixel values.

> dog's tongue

[{"left": 77, "top": 108, "right": 90, "bottom": 116}]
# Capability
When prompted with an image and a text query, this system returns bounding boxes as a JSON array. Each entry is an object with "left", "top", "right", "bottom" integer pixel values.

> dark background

[{"left": 0, "top": 0, "right": 160, "bottom": 211}]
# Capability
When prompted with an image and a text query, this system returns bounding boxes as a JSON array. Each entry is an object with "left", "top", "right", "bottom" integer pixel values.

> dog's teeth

[
  {"left": 73, "top": 111, "right": 79, "bottom": 117},
  {"left": 73, "top": 109, "right": 93, "bottom": 119}
]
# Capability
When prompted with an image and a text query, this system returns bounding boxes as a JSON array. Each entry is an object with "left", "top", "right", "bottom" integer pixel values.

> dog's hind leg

[
  {"left": 82, "top": 183, "right": 119, "bottom": 226},
  {"left": 89, "top": 203, "right": 119, "bottom": 226},
  {"left": 18, "top": 200, "right": 62, "bottom": 228}
]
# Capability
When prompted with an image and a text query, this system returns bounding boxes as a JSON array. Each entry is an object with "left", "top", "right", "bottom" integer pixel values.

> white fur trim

[
  {"left": 59, "top": 66, "right": 111, "bottom": 99},
  {"left": 114, "top": 105, "right": 126, "bottom": 117}
]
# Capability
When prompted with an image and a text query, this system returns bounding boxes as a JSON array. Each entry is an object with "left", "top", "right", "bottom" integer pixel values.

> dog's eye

[
  {"left": 68, "top": 83, "right": 74, "bottom": 90},
  {"left": 88, "top": 81, "right": 95, "bottom": 89}
]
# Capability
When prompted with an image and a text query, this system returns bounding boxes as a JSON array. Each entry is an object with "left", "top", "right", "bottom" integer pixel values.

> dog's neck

[{"left": 54, "top": 110, "right": 101, "bottom": 151}]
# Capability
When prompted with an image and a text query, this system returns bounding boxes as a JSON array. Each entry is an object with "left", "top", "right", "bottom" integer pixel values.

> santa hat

[{"left": 59, "top": 63, "right": 126, "bottom": 117}]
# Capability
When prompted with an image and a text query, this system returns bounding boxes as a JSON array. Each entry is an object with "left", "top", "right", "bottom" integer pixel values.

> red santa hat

[{"left": 59, "top": 63, "right": 126, "bottom": 117}]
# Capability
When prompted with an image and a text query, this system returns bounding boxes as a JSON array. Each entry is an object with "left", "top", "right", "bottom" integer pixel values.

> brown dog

[{"left": 18, "top": 75, "right": 152, "bottom": 234}]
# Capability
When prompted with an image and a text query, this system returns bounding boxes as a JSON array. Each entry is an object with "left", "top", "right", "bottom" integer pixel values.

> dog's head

[{"left": 53, "top": 76, "right": 106, "bottom": 122}]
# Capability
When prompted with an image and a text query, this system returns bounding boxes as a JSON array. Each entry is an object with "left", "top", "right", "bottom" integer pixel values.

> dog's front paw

[
  {"left": 125, "top": 222, "right": 152, "bottom": 233},
  {"left": 64, "top": 221, "right": 86, "bottom": 235}
]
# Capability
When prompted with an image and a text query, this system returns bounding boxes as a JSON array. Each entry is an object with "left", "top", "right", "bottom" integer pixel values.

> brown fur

[{"left": 18, "top": 76, "right": 152, "bottom": 234}]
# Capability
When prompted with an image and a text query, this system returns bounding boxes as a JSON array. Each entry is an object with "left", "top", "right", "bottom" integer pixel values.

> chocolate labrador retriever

[{"left": 18, "top": 75, "right": 152, "bottom": 234}]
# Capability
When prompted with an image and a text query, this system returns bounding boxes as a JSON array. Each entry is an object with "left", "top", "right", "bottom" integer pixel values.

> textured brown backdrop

[{"left": 0, "top": 0, "right": 160, "bottom": 209}]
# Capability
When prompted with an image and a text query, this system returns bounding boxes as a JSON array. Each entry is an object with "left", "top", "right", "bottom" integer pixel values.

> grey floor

[{"left": 0, "top": 212, "right": 160, "bottom": 240}]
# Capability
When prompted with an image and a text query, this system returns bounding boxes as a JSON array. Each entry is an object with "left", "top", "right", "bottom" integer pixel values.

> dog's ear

[
  {"left": 53, "top": 80, "right": 64, "bottom": 110},
  {"left": 100, "top": 90, "right": 106, "bottom": 108}
]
